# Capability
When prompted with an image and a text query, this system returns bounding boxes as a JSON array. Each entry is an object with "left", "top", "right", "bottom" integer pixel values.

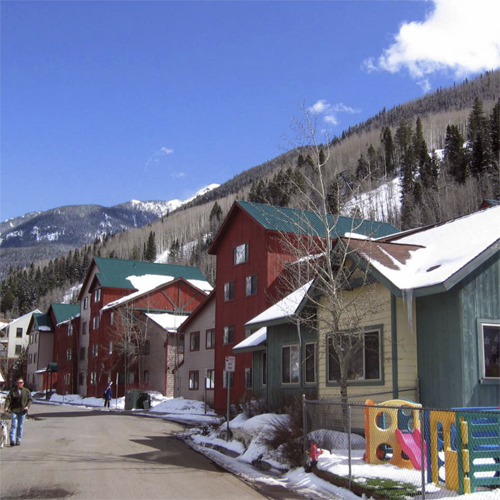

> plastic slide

[{"left": 396, "top": 428, "right": 427, "bottom": 471}]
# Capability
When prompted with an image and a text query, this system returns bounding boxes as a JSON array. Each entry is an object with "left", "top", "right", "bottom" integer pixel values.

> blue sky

[{"left": 2, "top": 0, "right": 500, "bottom": 222}]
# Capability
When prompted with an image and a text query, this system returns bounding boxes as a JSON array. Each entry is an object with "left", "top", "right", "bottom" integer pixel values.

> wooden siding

[
  {"left": 143, "top": 322, "right": 168, "bottom": 396},
  {"left": 259, "top": 322, "right": 318, "bottom": 409},
  {"left": 177, "top": 297, "right": 215, "bottom": 405},
  {"left": 417, "top": 252, "right": 500, "bottom": 408},
  {"left": 318, "top": 284, "right": 418, "bottom": 403}
]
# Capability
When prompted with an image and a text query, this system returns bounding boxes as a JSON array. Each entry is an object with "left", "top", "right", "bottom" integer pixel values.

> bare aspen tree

[{"left": 268, "top": 104, "right": 389, "bottom": 412}]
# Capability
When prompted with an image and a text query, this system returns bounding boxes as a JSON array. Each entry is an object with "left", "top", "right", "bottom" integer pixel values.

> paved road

[{"left": 0, "top": 403, "right": 270, "bottom": 500}]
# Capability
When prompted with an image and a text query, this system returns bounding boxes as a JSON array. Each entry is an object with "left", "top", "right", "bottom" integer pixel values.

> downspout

[{"left": 391, "top": 293, "right": 399, "bottom": 399}]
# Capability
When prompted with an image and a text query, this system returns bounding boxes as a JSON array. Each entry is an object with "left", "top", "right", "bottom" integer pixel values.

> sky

[{"left": 1, "top": 0, "right": 500, "bottom": 222}]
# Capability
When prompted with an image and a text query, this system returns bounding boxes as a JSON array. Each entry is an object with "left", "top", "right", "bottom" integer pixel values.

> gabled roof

[
  {"left": 244, "top": 279, "right": 315, "bottom": 330},
  {"left": 178, "top": 289, "right": 215, "bottom": 333},
  {"left": 145, "top": 312, "right": 190, "bottom": 333},
  {"left": 79, "top": 257, "right": 210, "bottom": 298},
  {"left": 208, "top": 201, "right": 399, "bottom": 254},
  {"left": 50, "top": 303, "right": 80, "bottom": 326},
  {"left": 32, "top": 313, "right": 54, "bottom": 332},
  {"left": 344, "top": 205, "right": 500, "bottom": 297}
]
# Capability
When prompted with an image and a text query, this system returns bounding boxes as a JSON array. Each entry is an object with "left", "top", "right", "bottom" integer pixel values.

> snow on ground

[{"left": 16, "top": 392, "right": 498, "bottom": 500}]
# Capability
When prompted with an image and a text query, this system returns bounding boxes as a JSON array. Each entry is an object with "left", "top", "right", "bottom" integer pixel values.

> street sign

[{"left": 225, "top": 356, "right": 235, "bottom": 372}]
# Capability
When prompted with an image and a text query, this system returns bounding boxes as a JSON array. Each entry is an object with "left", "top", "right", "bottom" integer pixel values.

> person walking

[
  {"left": 4, "top": 377, "right": 32, "bottom": 446},
  {"left": 103, "top": 384, "right": 112, "bottom": 409}
]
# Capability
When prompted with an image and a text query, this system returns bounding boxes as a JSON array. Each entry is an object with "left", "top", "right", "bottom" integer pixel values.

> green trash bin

[
  {"left": 125, "top": 389, "right": 141, "bottom": 410},
  {"left": 138, "top": 392, "right": 151, "bottom": 410}
]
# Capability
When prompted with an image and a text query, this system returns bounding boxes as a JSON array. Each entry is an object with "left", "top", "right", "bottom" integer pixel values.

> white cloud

[
  {"left": 371, "top": 0, "right": 500, "bottom": 90},
  {"left": 145, "top": 146, "right": 174, "bottom": 170},
  {"left": 308, "top": 100, "right": 360, "bottom": 127}
]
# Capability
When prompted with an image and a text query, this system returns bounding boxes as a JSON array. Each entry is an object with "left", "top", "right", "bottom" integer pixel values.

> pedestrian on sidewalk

[
  {"left": 4, "top": 377, "right": 32, "bottom": 446},
  {"left": 103, "top": 384, "right": 112, "bottom": 409}
]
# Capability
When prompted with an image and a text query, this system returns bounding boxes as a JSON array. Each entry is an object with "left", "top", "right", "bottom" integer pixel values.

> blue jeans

[{"left": 10, "top": 412, "right": 26, "bottom": 444}]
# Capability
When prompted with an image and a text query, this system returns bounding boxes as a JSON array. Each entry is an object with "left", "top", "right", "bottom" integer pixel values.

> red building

[
  {"left": 78, "top": 257, "right": 212, "bottom": 398},
  {"left": 208, "top": 201, "right": 400, "bottom": 413}
]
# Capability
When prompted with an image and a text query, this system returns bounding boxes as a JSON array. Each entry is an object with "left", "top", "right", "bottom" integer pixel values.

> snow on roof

[
  {"left": 354, "top": 206, "right": 500, "bottom": 292},
  {"left": 102, "top": 274, "right": 212, "bottom": 311},
  {"left": 233, "top": 327, "right": 267, "bottom": 351},
  {"left": 245, "top": 280, "right": 314, "bottom": 327},
  {"left": 145, "top": 312, "right": 189, "bottom": 332}
]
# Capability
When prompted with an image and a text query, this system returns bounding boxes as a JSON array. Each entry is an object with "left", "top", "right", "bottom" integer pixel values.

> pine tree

[
  {"left": 143, "top": 231, "right": 157, "bottom": 262},
  {"left": 380, "top": 126, "right": 396, "bottom": 177},
  {"left": 444, "top": 124, "right": 469, "bottom": 184},
  {"left": 467, "top": 97, "right": 493, "bottom": 178}
]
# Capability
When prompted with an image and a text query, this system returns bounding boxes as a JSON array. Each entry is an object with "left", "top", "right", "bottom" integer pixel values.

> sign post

[{"left": 225, "top": 356, "right": 235, "bottom": 441}]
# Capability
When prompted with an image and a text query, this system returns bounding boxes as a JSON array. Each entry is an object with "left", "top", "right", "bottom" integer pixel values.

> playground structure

[{"left": 365, "top": 399, "right": 500, "bottom": 494}]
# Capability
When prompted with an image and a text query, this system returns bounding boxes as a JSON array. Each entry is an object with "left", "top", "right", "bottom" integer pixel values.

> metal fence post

[
  {"left": 302, "top": 394, "right": 307, "bottom": 466},
  {"left": 347, "top": 403, "right": 352, "bottom": 489},
  {"left": 420, "top": 408, "right": 426, "bottom": 500}
]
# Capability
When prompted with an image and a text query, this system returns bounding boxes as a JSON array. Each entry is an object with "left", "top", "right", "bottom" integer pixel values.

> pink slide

[{"left": 396, "top": 428, "right": 427, "bottom": 470}]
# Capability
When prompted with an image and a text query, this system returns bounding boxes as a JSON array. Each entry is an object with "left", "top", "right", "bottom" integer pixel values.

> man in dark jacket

[{"left": 5, "top": 377, "right": 33, "bottom": 446}]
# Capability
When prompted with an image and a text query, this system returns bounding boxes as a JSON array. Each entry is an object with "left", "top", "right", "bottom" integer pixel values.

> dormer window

[{"left": 234, "top": 243, "right": 248, "bottom": 265}]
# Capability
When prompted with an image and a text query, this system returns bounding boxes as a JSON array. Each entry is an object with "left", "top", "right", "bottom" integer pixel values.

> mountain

[{"left": 0, "top": 184, "right": 219, "bottom": 278}]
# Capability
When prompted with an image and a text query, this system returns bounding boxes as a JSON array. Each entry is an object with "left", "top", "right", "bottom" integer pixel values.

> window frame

[
  {"left": 223, "top": 281, "right": 235, "bottom": 301},
  {"left": 94, "top": 288, "right": 101, "bottom": 303},
  {"left": 234, "top": 243, "right": 249, "bottom": 265},
  {"left": 189, "top": 370, "right": 199, "bottom": 390},
  {"left": 16, "top": 327, "right": 23, "bottom": 338},
  {"left": 205, "top": 369, "right": 215, "bottom": 389},
  {"left": 92, "top": 344, "right": 98, "bottom": 357},
  {"left": 222, "top": 370, "right": 234, "bottom": 389},
  {"left": 206, "top": 329, "right": 215, "bottom": 349},
  {"left": 245, "top": 275, "right": 258, "bottom": 296},
  {"left": 223, "top": 325, "right": 234, "bottom": 345},
  {"left": 304, "top": 342, "right": 317, "bottom": 385},
  {"left": 66, "top": 349, "right": 72, "bottom": 361},
  {"left": 190, "top": 332, "right": 200, "bottom": 351},
  {"left": 244, "top": 367, "right": 253, "bottom": 388},
  {"left": 327, "top": 327, "right": 383, "bottom": 385},
  {"left": 282, "top": 344, "right": 300, "bottom": 385},
  {"left": 477, "top": 319, "right": 500, "bottom": 381}
]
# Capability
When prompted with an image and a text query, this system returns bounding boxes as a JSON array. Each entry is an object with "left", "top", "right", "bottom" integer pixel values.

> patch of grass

[{"left": 355, "top": 477, "right": 420, "bottom": 499}]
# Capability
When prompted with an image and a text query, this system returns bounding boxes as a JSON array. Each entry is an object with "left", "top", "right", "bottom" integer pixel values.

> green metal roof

[
  {"left": 51, "top": 303, "right": 80, "bottom": 325},
  {"left": 93, "top": 257, "right": 208, "bottom": 290},
  {"left": 237, "top": 201, "right": 399, "bottom": 239},
  {"left": 33, "top": 313, "right": 54, "bottom": 332}
]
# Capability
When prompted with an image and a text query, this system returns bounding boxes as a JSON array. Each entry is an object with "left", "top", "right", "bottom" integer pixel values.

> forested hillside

[{"left": 1, "top": 70, "right": 499, "bottom": 318}]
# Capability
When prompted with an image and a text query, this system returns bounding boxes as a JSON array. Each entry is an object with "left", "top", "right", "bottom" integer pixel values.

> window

[
  {"left": 90, "top": 372, "right": 97, "bottom": 385},
  {"left": 109, "top": 342, "right": 113, "bottom": 355},
  {"left": 15, "top": 345, "right": 22, "bottom": 355},
  {"left": 94, "top": 289, "right": 101, "bottom": 302},
  {"left": 224, "top": 281, "right": 235, "bottom": 301},
  {"left": 222, "top": 370, "right": 234, "bottom": 389},
  {"left": 206, "top": 329, "right": 215, "bottom": 349},
  {"left": 282, "top": 344, "right": 300, "bottom": 384},
  {"left": 328, "top": 329, "right": 381, "bottom": 382},
  {"left": 68, "top": 323, "right": 73, "bottom": 336},
  {"left": 305, "top": 343, "right": 317, "bottom": 384},
  {"left": 92, "top": 344, "right": 98, "bottom": 357},
  {"left": 144, "top": 340, "right": 150, "bottom": 355},
  {"left": 206, "top": 369, "right": 215, "bottom": 389},
  {"left": 80, "top": 347, "right": 86, "bottom": 360},
  {"left": 190, "top": 332, "right": 200, "bottom": 351},
  {"left": 64, "top": 373, "right": 71, "bottom": 385},
  {"left": 35, "top": 333, "right": 38, "bottom": 343},
  {"left": 34, "top": 353, "right": 37, "bottom": 363},
  {"left": 480, "top": 323, "right": 500, "bottom": 380},
  {"left": 82, "top": 322, "right": 87, "bottom": 336},
  {"left": 244, "top": 367, "right": 252, "bottom": 388},
  {"left": 110, "top": 312, "right": 114, "bottom": 326},
  {"left": 92, "top": 317, "right": 99, "bottom": 330},
  {"left": 262, "top": 352, "right": 267, "bottom": 386},
  {"left": 30, "top": 335, "right": 34, "bottom": 344},
  {"left": 84, "top": 297, "right": 88, "bottom": 309},
  {"left": 234, "top": 243, "right": 248, "bottom": 265},
  {"left": 223, "top": 325, "right": 234, "bottom": 345},
  {"left": 245, "top": 275, "right": 258, "bottom": 296},
  {"left": 16, "top": 327, "right": 23, "bottom": 338},
  {"left": 29, "top": 354, "right": 33, "bottom": 364},
  {"left": 66, "top": 349, "right": 72, "bottom": 360},
  {"left": 79, "top": 373, "right": 85, "bottom": 386},
  {"left": 178, "top": 335, "right": 185, "bottom": 353},
  {"left": 189, "top": 371, "right": 199, "bottom": 390}
]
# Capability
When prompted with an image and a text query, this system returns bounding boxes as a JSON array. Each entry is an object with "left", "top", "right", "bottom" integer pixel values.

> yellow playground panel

[{"left": 365, "top": 399, "right": 423, "bottom": 470}]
